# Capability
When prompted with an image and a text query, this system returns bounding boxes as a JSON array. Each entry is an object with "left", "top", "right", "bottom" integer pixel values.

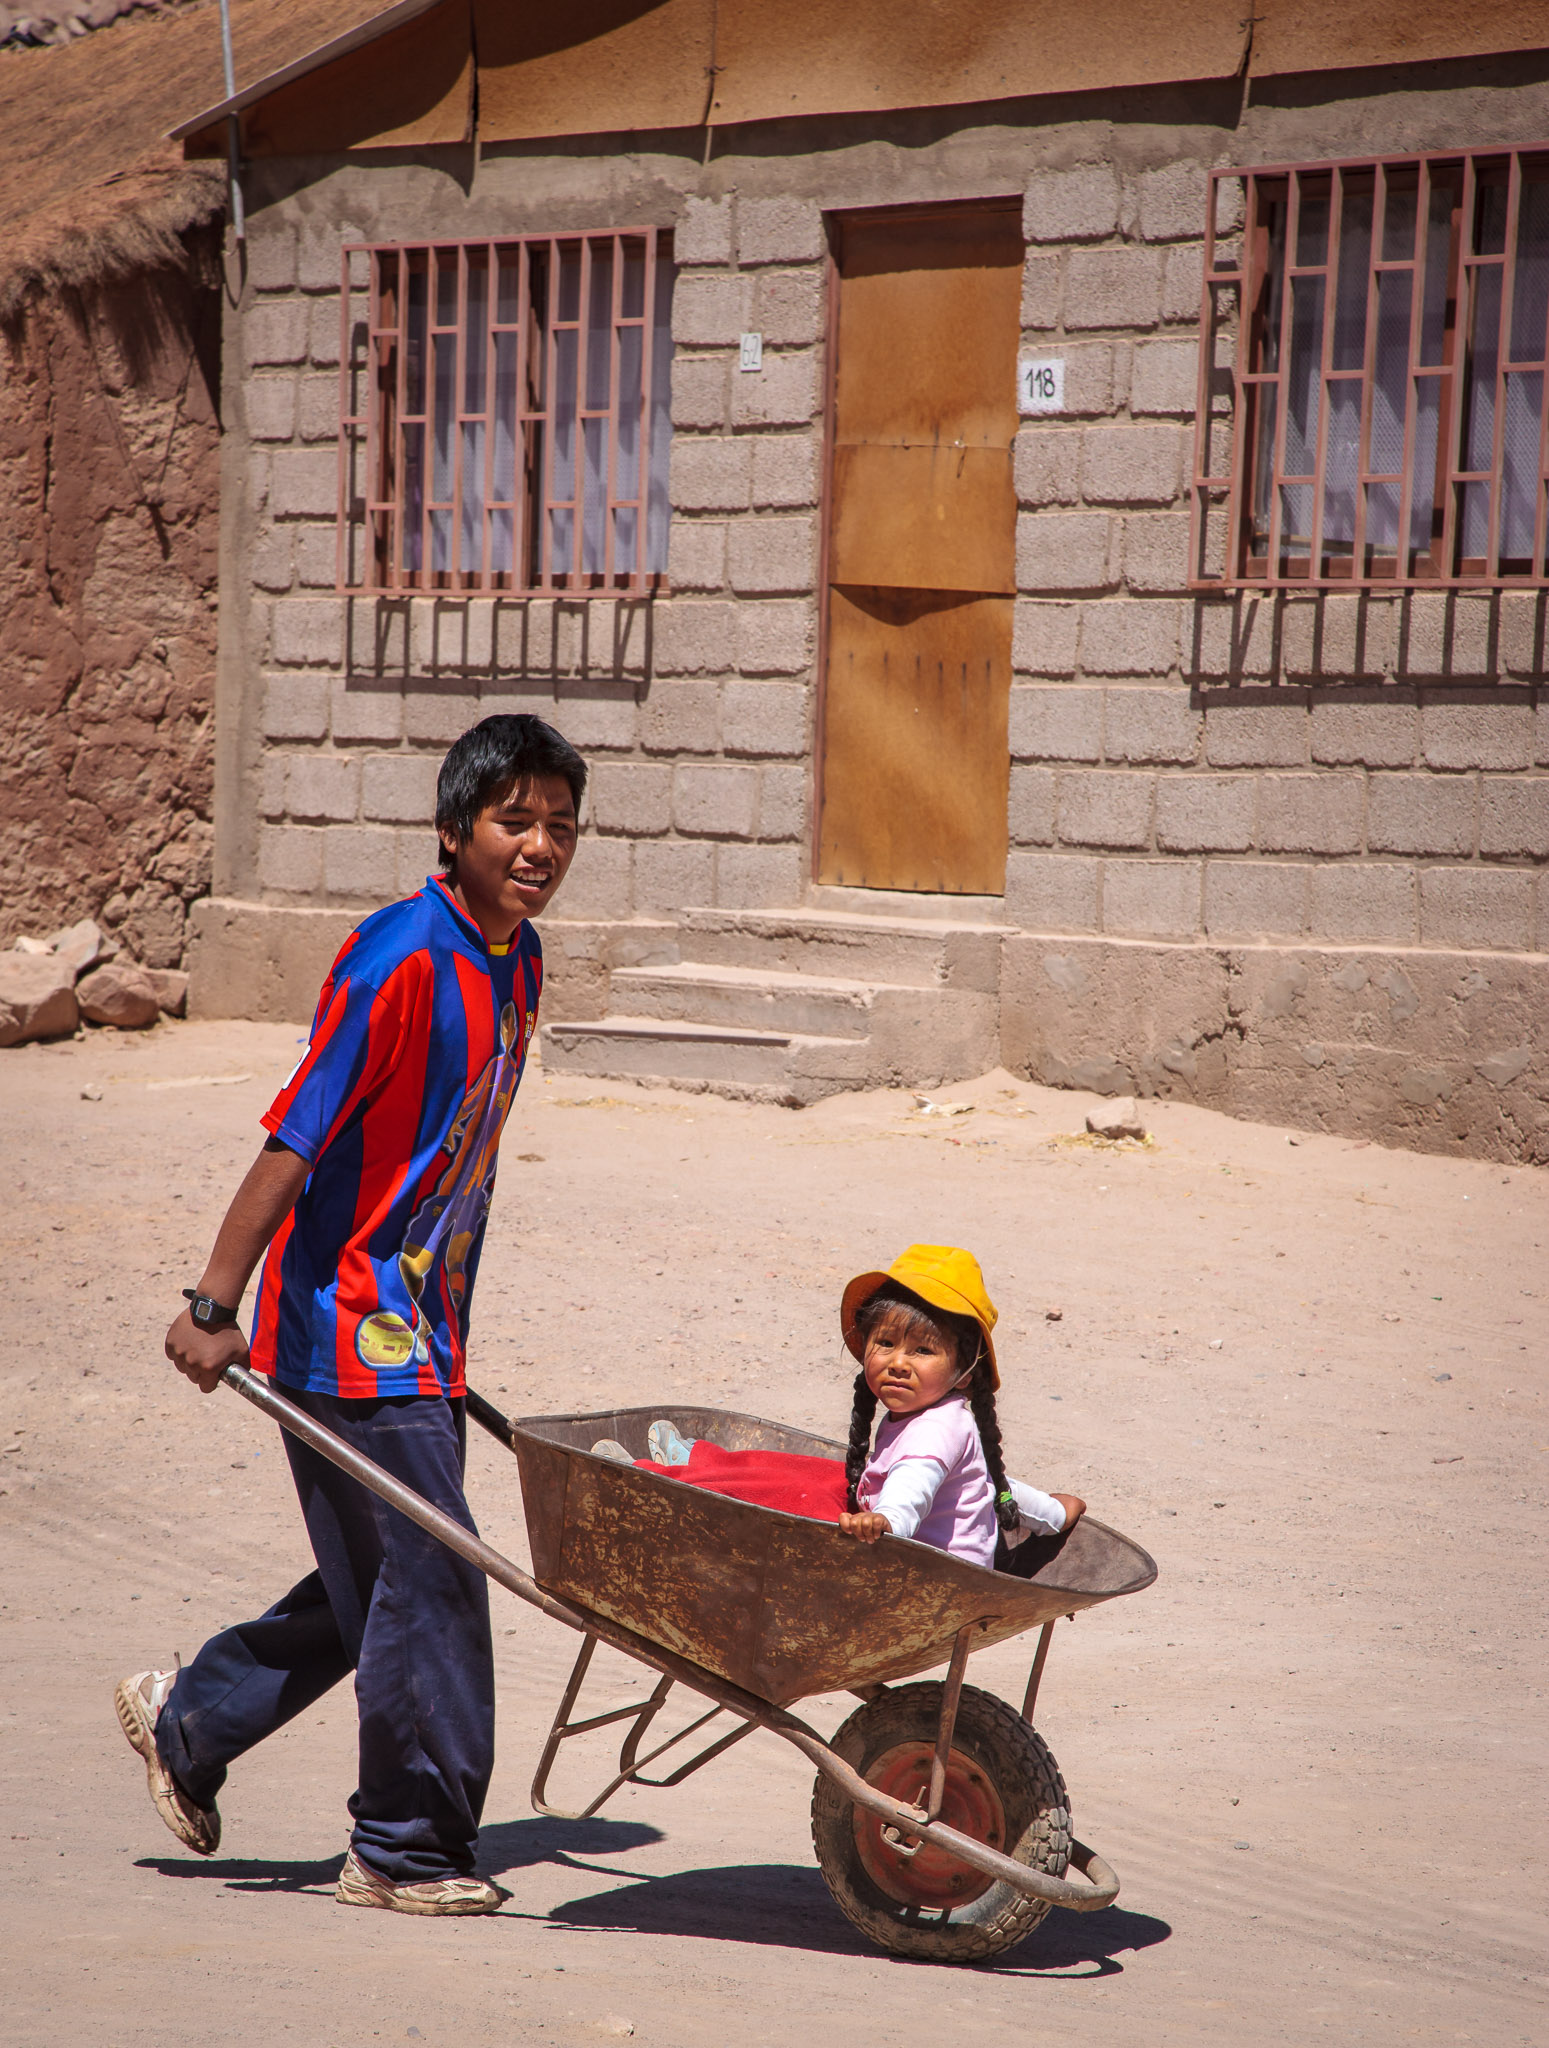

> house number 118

[{"left": 1018, "top": 357, "right": 1064, "bottom": 415}]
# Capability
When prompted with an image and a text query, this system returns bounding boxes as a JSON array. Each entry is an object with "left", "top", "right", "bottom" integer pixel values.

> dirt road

[{"left": 2, "top": 1019, "right": 1544, "bottom": 2047}]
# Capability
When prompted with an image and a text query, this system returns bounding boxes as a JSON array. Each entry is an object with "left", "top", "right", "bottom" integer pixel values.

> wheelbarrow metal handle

[
  {"left": 220, "top": 1364, "right": 588, "bottom": 1635},
  {"left": 220, "top": 1365, "right": 1121, "bottom": 1915}
]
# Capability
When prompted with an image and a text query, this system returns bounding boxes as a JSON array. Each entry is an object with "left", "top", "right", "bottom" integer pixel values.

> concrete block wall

[
  {"left": 231, "top": 150, "right": 1545, "bottom": 965},
  {"left": 1011, "top": 164, "right": 1549, "bottom": 957},
  {"left": 232, "top": 192, "right": 821, "bottom": 934}
]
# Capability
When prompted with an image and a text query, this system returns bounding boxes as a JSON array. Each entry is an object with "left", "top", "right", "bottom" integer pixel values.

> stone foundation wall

[
  {"left": 1001, "top": 934, "right": 1547, "bottom": 1163},
  {"left": 0, "top": 243, "right": 219, "bottom": 962},
  {"left": 187, "top": 895, "right": 1549, "bottom": 1162}
]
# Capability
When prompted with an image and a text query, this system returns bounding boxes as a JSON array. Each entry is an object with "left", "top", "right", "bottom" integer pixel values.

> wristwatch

[{"left": 183, "top": 1288, "right": 239, "bottom": 1331}]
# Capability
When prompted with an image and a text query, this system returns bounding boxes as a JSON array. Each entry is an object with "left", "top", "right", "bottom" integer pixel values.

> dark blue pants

[{"left": 154, "top": 1390, "right": 494, "bottom": 1884}]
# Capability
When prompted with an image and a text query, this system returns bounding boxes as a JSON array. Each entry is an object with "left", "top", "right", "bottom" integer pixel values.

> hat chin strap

[{"left": 950, "top": 1335, "right": 987, "bottom": 1392}]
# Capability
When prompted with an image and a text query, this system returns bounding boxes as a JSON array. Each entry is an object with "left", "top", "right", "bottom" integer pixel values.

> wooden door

[{"left": 817, "top": 202, "right": 1022, "bottom": 894}]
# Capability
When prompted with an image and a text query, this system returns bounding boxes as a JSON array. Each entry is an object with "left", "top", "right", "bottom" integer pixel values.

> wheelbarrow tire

[{"left": 810, "top": 1682, "right": 1072, "bottom": 1963}]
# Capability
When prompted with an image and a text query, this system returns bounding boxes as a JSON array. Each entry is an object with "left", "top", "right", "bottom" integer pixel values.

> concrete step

[
  {"left": 539, "top": 1014, "right": 869, "bottom": 1105},
  {"left": 677, "top": 906, "right": 1012, "bottom": 994},
  {"left": 803, "top": 883, "right": 1009, "bottom": 923},
  {"left": 540, "top": 903, "right": 1013, "bottom": 1104},
  {"left": 535, "top": 917, "right": 680, "bottom": 1018},
  {"left": 608, "top": 960, "right": 880, "bottom": 1039}
]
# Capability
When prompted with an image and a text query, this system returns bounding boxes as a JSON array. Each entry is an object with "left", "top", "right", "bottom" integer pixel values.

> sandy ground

[{"left": 1, "top": 1017, "right": 1545, "bottom": 2048}]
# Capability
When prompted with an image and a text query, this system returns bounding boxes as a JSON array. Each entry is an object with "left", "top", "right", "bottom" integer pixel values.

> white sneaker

[
  {"left": 335, "top": 1845, "right": 508, "bottom": 1915},
  {"left": 113, "top": 1669, "right": 220, "bottom": 1856},
  {"left": 647, "top": 1419, "right": 695, "bottom": 1466}
]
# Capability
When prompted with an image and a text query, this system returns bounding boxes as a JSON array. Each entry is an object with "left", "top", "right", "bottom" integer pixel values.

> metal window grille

[
  {"left": 337, "top": 230, "right": 674, "bottom": 595},
  {"left": 1191, "top": 150, "right": 1549, "bottom": 588}
]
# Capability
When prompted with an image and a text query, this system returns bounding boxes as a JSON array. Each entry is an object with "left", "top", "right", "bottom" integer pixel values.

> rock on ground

[
  {"left": 0, "top": 952, "right": 78, "bottom": 1045},
  {"left": 1086, "top": 1095, "right": 1147, "bottom": 1139},
  {"left": 146, "top": 967, "right": 190, "bottom": 1017},
  {"left": 48, "top": 918, "right": 117, "bottom": 979},
  {"left": 76, "top": 959, "right": 160, "bottom": 1029}
]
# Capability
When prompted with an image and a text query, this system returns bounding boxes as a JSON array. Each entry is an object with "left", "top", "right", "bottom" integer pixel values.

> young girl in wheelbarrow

[
  {"left": 836, "top": 1244, "right": 1084, "bottom": 1570},
  {"left": 634, "top": 1244, "right": 1083, "bottom": 1569}
]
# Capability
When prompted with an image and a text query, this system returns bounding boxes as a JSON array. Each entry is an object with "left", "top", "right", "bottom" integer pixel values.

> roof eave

[{"left": 167, "top": 0, "right": 444, "bottom": 139}]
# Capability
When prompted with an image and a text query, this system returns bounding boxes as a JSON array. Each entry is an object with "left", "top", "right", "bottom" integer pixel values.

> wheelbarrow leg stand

[
  {"left": 530, "top": 1631, "right": 758, "bottom": 1821},
  {"left": 531, "top": 1634, "right": 677, "bottom": 1820},
  {"left": 1021, "top": 1618, "right": 1057, "bottom": 1724},
  {"left": 925, "top": 1623, "right": 974, "bottom": 1821},
  {"left": 879, "top": 1621, "right": 974, "bottom": 1856}
]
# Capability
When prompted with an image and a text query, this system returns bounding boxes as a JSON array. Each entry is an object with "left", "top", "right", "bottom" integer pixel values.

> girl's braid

[
  {"left": 843, "top": 1369, "right": 879, "bottom": 1512},
  {"left": 968, "top": 1370, "right": 1021, "bottom": 1533}
]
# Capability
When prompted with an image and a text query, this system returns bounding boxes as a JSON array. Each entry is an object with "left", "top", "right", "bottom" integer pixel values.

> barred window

[
  {"left": 338, "top": 231, "right": 673, "bottom": 594},
  {"left": 1192, "top": 152, "right": 1549, "bottom": 587}
]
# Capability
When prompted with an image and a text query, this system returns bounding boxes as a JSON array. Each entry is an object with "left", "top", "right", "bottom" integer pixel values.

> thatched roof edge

[
  {"left": 0, "top": 0, "right": 391, "bottom": 325},
  {"left": 0, "top": 154, "right": 225, "bottom": 327}
]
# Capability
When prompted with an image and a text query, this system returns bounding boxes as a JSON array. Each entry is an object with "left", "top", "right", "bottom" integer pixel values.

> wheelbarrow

[{"left": 222, "top": 1367, "right": 1156, "bottom": 1963}]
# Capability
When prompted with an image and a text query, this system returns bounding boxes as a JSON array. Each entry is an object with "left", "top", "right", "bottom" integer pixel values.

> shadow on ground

[
  {"left": 477, "top": 1815, "right": 665, "bottom": 1879},
  {"left": 135, "top": 1818, "right": 666, "bottom": 1896},
  {"left": 546, "top": 1860, "right": 1172, "bottom": 1974},
  {"left": 137, "top": 1852, "right": 346, "bottom": 1894}
]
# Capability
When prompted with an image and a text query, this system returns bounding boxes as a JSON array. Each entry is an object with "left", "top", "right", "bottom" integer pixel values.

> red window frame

[
  {"left": 1191, "top": 148, "right": 1549, "bottom": 589},
  {"left": 336, "top": 230, "right": 673, "bottom": 596}
]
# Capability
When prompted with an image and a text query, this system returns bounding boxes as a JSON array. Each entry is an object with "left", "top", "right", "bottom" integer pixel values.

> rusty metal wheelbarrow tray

[{"left": 509, "top": 1404, "right": 1156, "bottom": 1707}]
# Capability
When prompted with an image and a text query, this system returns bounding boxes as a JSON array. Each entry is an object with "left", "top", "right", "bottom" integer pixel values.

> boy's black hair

[
  {"left": 842, "top": 1280, "right": 1018, "bottom": 1535},
  {"left": 435, "top": 715, "right": 588, "bottom": 873}
]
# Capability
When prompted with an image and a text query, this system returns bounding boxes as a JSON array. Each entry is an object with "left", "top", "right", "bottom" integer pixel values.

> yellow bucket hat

[{"left": 840, "top": 1244, "right": 1000, "bottom": 1389}]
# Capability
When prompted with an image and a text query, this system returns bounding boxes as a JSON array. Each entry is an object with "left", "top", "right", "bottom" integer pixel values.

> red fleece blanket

[{"left": 633, "top": 1441, "right": 848, "bottom": 1522}]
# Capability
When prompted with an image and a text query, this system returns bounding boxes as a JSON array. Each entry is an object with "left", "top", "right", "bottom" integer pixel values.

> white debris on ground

[{"left": 911, "top": 1093, "right": 975, "bottom": 1116}]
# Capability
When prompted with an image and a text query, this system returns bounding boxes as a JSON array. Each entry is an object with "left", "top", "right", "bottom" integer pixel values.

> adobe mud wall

[{"left": 0, "top": 242, "right": 219, "bottom": 965}]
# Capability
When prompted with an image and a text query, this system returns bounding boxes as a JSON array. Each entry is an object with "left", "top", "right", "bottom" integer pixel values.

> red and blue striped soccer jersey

[{"left": 250, "top": 876, "right": 541, "bottom": 1398}]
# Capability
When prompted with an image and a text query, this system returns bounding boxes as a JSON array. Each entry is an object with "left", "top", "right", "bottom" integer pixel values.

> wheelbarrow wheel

[{"left": 810, "top": 1682, "right": 1072, "bottom": 1963}]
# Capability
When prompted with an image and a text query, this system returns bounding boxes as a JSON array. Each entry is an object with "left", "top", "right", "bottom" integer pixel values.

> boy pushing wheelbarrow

[{"left": 115, "top": 715, "right": 585, "bottom": 1915}]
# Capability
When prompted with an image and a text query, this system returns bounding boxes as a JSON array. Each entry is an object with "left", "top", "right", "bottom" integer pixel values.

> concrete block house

[{"left": 178, "top": 0, "right": 1549, "bottom": 1160}]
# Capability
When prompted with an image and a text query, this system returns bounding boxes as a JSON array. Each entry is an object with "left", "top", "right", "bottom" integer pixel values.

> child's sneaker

[
  {"left": 113, "top": 1669, "right": 220, "bottom": 1856},
  {"left": 589, "top": 1438, "right": 633, "bottom": 1463},
  {"left": 646, "top": 1419, "right": 696, "bottom": 1467},
  {"left": 335, "top": 1845, "right": 508, "bottom": 1915}
]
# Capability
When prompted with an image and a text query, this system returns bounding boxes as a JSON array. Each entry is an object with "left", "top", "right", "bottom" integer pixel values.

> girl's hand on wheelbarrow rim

[
  {"left": 166, "top": 1308, "right": 250, "bottom": 1394},
  {"left": 1052, "top": 1493, "right": 1087, "bottom": 1531},
  {"left": 838, "top": 1510, "right": 892, "bottom": 1544}
]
